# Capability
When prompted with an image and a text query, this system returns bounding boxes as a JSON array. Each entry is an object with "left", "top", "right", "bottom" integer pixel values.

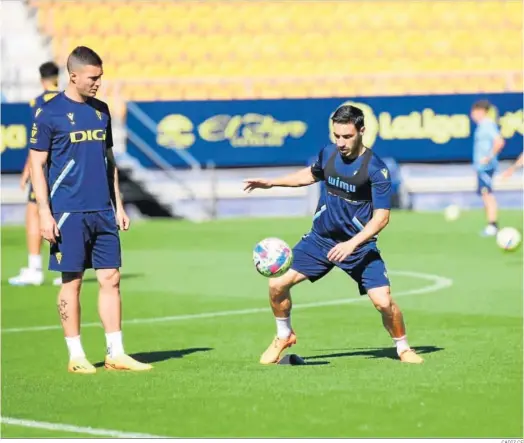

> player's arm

[
  {"left": 503, "top": 153, "right": 524, "bottom": 178},
  {"left": 481, "top": 126, "right": 505, "bottom": 164},
  {"left": 29, "top": 149, "right": 59, "bottom": 243},
  {"left": 20, "top": 157, "right": 31, "bottom": 189},
  {"left": 243, "top": 167, "right": 317, "bottom": 192},
  {"left": 243, "top": 149, "right": 324, "bottom": 192},
  {"left": 105, "top": 112, "right": 130, "bottom": 231},
  {"left": 328, "top": 165, "right": 392, "bottom": 262}
]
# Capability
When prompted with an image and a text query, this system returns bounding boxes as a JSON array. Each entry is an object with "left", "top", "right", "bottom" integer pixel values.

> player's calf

[{"left": 367, "top": 286, "right": 423, "bottom": 363}]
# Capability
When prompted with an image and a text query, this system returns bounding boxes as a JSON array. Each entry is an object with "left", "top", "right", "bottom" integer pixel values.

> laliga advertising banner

[
  {"left": 126, "top": 93, "right": 523, "bottom": 168},
  {"left": 1, "top": 103, "right": 32, "bottom": 173}
]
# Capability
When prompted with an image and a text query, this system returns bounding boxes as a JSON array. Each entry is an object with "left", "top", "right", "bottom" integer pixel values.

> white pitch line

[
  {"left": 1, "top": 416, "right": 169, "bottom": 438},
  {"left": 1, "top": 270, "right": 453, "bottom": 334}
]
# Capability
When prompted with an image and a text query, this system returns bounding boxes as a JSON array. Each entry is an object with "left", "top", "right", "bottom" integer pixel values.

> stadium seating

[{"left": 29, "top": 0, "right": 522, "bottom": 105}]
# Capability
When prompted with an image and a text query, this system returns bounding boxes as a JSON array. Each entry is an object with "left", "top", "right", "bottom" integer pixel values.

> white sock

[
  {"left": 105, "top": 331, "right": 125, "bottom": 357},
  {"left": 28, "top": 254, "right": 42, "bottom": 271},
  {"left": 65, "top": 335, "right": 86, "bottom": 359},
  {"left": 393, "top": 335, "right": 410, "bottom": 355},
  {"left": 276, "top": 317, "right": 292, "bottom": 339}
]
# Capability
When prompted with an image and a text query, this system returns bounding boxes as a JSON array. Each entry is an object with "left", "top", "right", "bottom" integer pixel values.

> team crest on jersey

[
  {"left": 67, "top": 113, "right": 75, "bottom": 125},
  {"left": 95, "top": 110, "right": 102, "bottom": 120},
  {"left": 381, "top": 168, "right": 388, "bottom": 179},
  {"left": 55, "top": 252, "right": 62, "bottom": 264},
  {"left": 31, "top": 123, "right": 38, "bottom": 138},
  {"left": 35, "top": 108, "right": 42, "bottom": 118}
]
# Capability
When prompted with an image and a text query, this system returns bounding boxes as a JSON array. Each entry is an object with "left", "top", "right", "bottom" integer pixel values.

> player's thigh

[
  {"left": 91, "top": 210, "right": 122, "bottom": 270},
  {"left": 269, "top": 268, "right": 310, "bottom": 292},
  {"left": 340, "top": 247, "right": 390, "bottom": 296},
  {"left": 50, "top": 212, "right": 90, "bottom": 272},
  {"left": 290, "top": 234, "right": 333, "bottom": 284}
]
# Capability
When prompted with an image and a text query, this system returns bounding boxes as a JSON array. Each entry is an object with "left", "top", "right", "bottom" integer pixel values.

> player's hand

[
  {"left": 243, "top": 178, "right": 273, "bottom": 193},
  {"left": 479, "top": 156, "right": 491, "bottom": 165},
  {"left": 40, "top": 212, "right": 59, "bottom": 244},
  {"left": 116, "top": 207, "right": 130, "bottom": 231},
  {"left": 327, "top": 240, "right": 357, "bottom": 263},
  {"left": 19, "top": 173, "right": 29, "bottom": 190},
  {"left": 502, "top": 167, "right": 515, "bottom": 179}
]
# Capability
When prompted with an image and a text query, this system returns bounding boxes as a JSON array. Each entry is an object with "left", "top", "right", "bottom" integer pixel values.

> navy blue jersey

[
  {"left": 30, "top": 88, "right": 60, "bottom": 109},
  {"left": 29, "top": 92, "right": 113, "bottom": 213},
  {"left": 310, "top": 144, "right": 392, "bottom": 243}
]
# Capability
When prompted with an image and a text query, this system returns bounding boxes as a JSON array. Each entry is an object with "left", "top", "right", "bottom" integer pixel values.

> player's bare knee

[
  {"left": 97, "top": 269, "right": 120, "bottom": 290},
  {"left": 369, "top": 286, "right": 393, "bottom": 312}
]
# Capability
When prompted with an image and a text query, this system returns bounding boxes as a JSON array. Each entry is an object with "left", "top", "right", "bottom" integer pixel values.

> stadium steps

[
  {"left": 115, "top": 153, "right": 317, "bottom": 220},
  {"left": 400, "top": 162, "right": 523, "bottom": 210}
]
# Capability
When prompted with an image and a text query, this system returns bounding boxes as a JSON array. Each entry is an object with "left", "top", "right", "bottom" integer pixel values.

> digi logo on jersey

[
  {"left": 69, "top": 129, "right": 106, "bottom": 143},
  {"left": 327, "top": 176, "right": 356, "bottom": 193}
]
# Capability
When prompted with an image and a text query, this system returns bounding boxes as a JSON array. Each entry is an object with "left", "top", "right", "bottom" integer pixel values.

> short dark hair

[
  {"left": 331, "top": 105, "right": 365, "bottom": 130},
  {"left": 39, "top": 61, "right": 59, "bottom": 79},
  {"left": 67, "top": 46, "right": 103, "bottom": 73},
  {"left": 472, "top": 100, "right": 491, "bottom": 111}
]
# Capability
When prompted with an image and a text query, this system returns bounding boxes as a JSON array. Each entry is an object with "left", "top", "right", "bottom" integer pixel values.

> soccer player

[
  {"left": 9, "top": 62, "right": 62, "bottom": 286},
  {"left": 243, "top": 105, "right": 423, "bottom": 365},
  {"left": 470, "top": 100, "right": 506, "bottom": 236},
  {"left": 502, "top": 153, "right": 523, "bottom": 179},
  {"left": 29, "top": 46, "right": 152, "bottom": 374}
]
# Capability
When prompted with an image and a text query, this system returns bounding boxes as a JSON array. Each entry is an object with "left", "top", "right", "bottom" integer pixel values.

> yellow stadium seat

[{"left": 34, "top": 0, "right": 522, "bottom": 101}]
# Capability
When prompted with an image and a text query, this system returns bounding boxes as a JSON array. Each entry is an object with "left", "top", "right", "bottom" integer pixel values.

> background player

[
  {"left": 243, "top": 105, "right": 423, "bottom": 365},
  {"left": 470, "top": 100, "right": 506, "bottom": 236},
  {"left": 29, "top": 46, "right": 151, "bottom": 374},
  {"left": 9, "top": 62, "right": 62, "bottom": 286}
]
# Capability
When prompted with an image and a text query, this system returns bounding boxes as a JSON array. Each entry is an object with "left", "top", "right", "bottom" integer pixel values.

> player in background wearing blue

[
  {"left": 244, "top": 105, "right": 423, "bottom": 365},
  {"left": 470, "top": 100, "right": 506, "bottom": 237},
  {"left": 29, "top": 47, "right": 152, "bottom": 374},
  {"left": 9, "top": 62, "right": 62, "bottom": 286}
]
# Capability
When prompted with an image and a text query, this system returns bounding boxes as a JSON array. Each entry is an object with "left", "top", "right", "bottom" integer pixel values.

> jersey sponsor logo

[
  {"left": 69, "top": 129, "right": 106, "bottom": 143},
  {"left": 67, "top": 113, "right": 75, "bottom": 125},
  {"left": 327, "top": 176, "right": 356, "bottom": 193},
  {"left": 95, "top": 110, "right": 102, "bottom": 120},
  {"left": 35, "top": 108, "right": 43, "bottom": 118}
]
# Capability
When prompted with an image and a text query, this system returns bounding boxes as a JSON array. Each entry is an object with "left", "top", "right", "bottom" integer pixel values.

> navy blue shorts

[
  {"left": 477, "top": 169, "right": 495, "bottom": 195},
  {"left": 49, "top": 210, "right": 121, "bottom": 272},
  {"left": 27, "top": 183, "right": 36, "bottom": 203},
  {"left": 291, "top": 231, "right": 390, "bottom": 295}
]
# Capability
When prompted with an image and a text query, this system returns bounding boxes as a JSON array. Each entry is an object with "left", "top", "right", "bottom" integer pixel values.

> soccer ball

[
  {"left": 444, "top": 204, "right": 460, "bottom": 221},
  {"left": 496, "top": 227, "right": 522, "bottom": 251},
  {"left": 253, "top": 237, "right": 293, "bottom": 278}
]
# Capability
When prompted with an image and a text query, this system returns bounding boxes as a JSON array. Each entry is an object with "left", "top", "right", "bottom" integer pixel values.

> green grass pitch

[{"left": 1, "top": 210, "right": 522, "bottom": 438}]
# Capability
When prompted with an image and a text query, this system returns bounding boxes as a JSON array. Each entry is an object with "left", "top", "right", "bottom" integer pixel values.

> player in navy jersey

[
  {"left": 244, "top": 105, "right": 423, "bottom": 365},
  {"left": 29, "top": 46, "right": 151, "bottom": 374},
  {"left": 9, "top": 62, "right": 62, "bottom": 287}
]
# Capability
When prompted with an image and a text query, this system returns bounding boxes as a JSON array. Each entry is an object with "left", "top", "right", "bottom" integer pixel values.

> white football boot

[{"left": 8, "top": 268, "right": 44, "bottom": 286}]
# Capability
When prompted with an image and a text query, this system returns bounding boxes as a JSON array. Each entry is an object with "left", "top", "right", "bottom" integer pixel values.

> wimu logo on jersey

[
  {"left": 69, "top": 129, "right": 106, "bottom": 143},
  {"left": 327, "top": 176, "right": 356, "bottom": 193}
]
